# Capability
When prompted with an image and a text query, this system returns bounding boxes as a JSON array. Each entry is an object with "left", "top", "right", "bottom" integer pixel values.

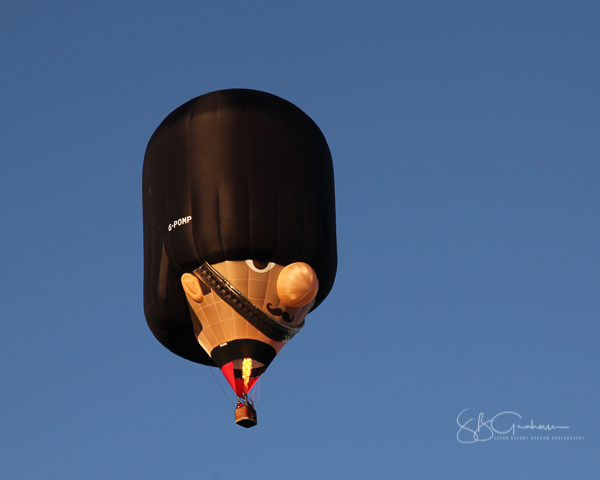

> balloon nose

[{"left": 276, "top": 262, "right": 319, "bottom": 307}]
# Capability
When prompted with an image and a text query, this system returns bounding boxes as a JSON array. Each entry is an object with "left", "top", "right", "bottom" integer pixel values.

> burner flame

[{"left": 242, "top": 358, "right": 252, "bottom": 389}]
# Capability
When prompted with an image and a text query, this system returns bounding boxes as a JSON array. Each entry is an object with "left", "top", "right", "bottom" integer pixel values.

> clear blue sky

[{"left": 1, "top": 1, "right": 598, "bottom": 478}]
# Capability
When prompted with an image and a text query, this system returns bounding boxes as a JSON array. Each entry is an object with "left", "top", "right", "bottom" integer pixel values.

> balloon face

[
  {"left": 143, "top": 89, "right": 337, "bottom": 398},
  {"left": 181, "top": 260, "right": 318, "bottom": 395}
]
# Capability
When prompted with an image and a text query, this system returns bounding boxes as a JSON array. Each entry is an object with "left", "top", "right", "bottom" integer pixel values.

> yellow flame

[{"left": 242, "top": 358, "right": 252, "bottom": 389}]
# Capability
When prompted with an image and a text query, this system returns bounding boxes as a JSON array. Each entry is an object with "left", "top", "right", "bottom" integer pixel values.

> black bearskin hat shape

[{"left": 143, "top": 89, "right": 337, "bottom": 367}]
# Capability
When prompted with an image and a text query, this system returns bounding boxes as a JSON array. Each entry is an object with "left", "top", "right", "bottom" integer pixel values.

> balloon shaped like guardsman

[{"left": 143, "top": 89, "right": 337, "bottom": 427}]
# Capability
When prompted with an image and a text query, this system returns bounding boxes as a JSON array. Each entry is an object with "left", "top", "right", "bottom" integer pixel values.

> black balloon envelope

[{"left": 143, "top": 89, "right": 337, "bottom": 426}]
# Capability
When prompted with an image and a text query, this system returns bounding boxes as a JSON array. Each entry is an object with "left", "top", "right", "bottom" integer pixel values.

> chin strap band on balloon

[{"left": 192, "top": 262, "right": 304, "bottom": 343}]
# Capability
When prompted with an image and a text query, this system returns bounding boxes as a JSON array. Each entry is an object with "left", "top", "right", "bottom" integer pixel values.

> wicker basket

[{"left": 235, "top": 404, "right": 257, "bottom": 428}]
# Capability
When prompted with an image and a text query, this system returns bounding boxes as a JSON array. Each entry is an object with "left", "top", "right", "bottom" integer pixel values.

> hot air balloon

[{"left": 142, "top": 89, "right": 337, "bottom": 427}]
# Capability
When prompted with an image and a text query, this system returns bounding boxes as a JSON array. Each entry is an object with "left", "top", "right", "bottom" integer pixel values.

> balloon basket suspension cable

[
  {"left": 235, "top": 393, "right": 257, "bottom": 428},
  {"left": 254, "top": 376, "right": 261, "bottom": 406},
  {"left": 209, "top": 366, "right": 235, "bottom": 406}
]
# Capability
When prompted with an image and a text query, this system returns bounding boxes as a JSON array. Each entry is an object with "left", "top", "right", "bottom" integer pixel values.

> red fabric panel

[{"left": 221, "top": 362, "right": 260, "bottom": 396}]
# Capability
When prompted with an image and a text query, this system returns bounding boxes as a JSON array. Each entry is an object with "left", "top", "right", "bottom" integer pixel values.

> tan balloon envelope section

[{"left": 181, "top": 260, "right": 317, "bottom": 363}]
